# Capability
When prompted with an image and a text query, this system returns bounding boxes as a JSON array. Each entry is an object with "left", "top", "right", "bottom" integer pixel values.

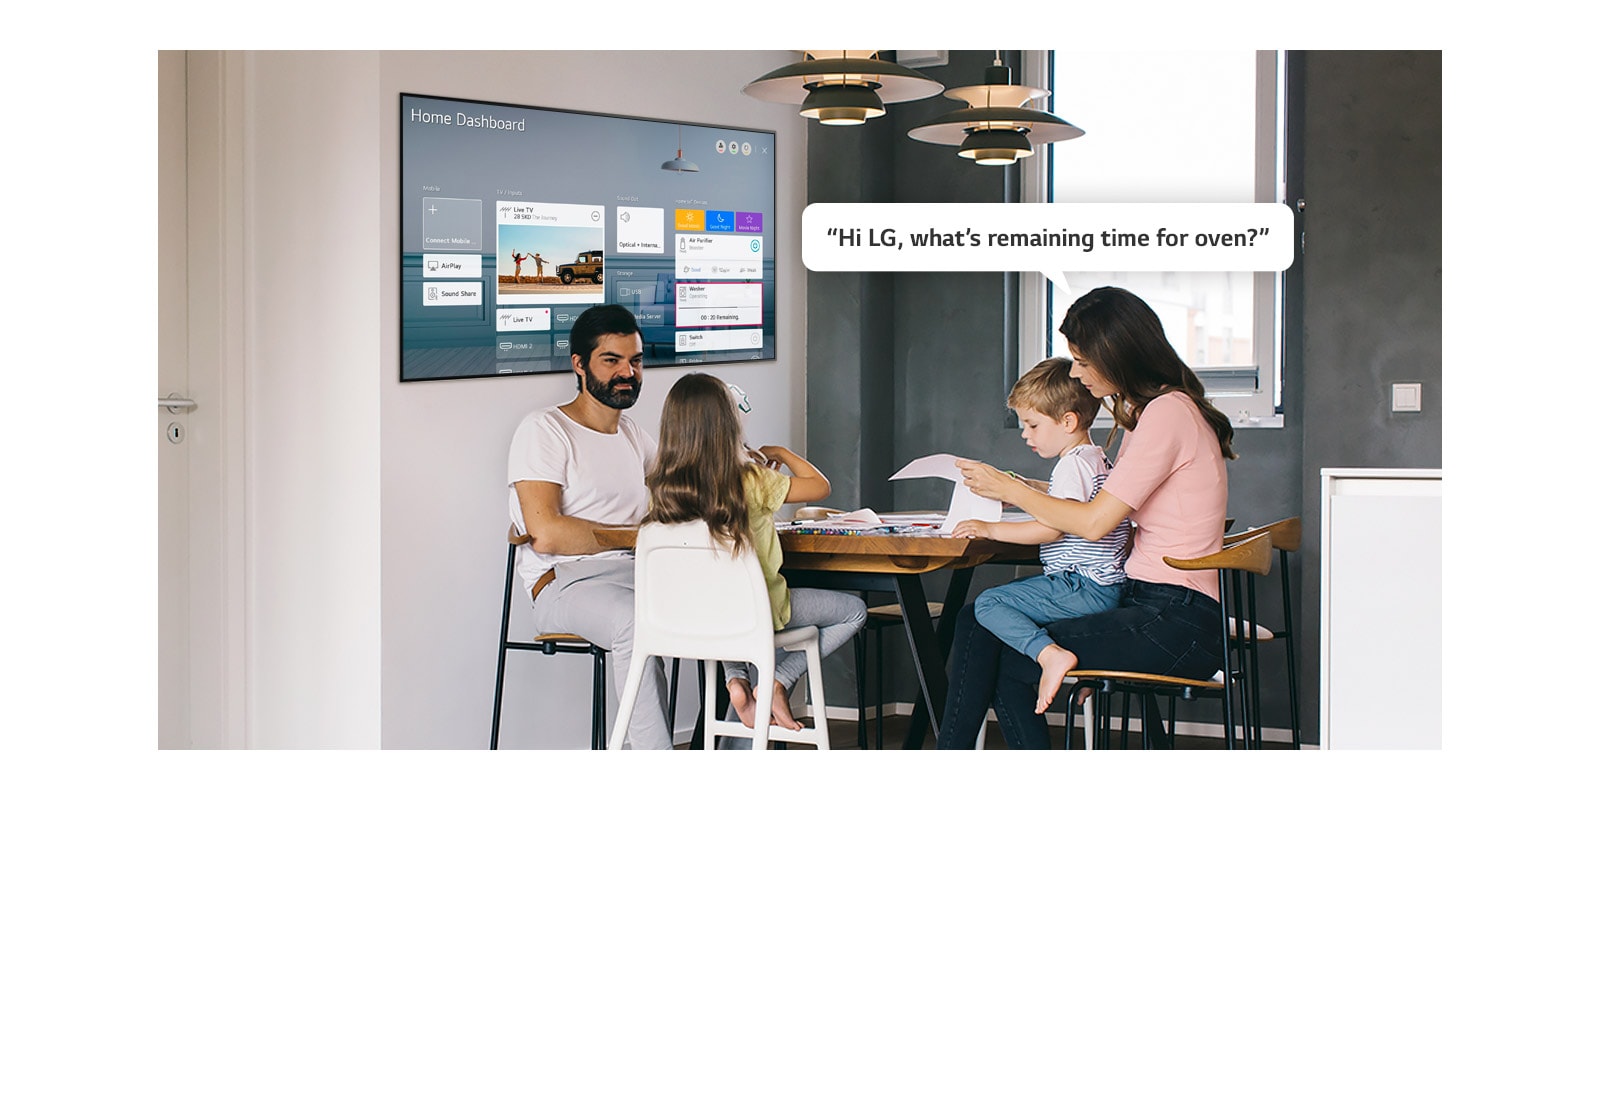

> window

[{"left": 1019, "top": 51, "right": 1286, "bottom": 427}]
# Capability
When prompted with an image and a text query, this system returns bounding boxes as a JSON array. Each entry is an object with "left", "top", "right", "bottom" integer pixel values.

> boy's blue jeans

[{"left": 974, "top": 570, "right": 1125, "bottom": 662}]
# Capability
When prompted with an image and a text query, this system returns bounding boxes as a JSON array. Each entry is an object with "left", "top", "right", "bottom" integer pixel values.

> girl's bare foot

[
  {"left": 725, "top": 677, "right": 757, "bottom": 728},
  {"left": 1035, "top": 644, "right": 1079, "bottom": 714},
  {"left": 770, "top": 681, "right": 806, "bottom": 730}
]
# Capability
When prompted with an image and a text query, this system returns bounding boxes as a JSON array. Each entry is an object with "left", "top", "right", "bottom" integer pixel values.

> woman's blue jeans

[{"left": 936, "top": 579, "right": 1226, "bottom": 749}]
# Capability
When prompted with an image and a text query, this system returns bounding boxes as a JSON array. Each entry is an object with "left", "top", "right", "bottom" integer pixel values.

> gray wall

[
  {"left": 1296, "top": 51, "right": 1442, "bottom": 743},
  {"left": 806, "top": 52, "right": 1017, "bottom": 716},
  {"left": 807, "top": 50, "right": 1442, "bottom": 744}
]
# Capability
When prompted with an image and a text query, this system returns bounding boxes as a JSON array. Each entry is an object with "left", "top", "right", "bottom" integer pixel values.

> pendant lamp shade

[
  {"left": 660, "top": 124, "right": 699, "bottom": 172},
  {"left": 959, "top": 126, "right": 1035, "bottom": 164},
  {"left": 743, "top": 50, "right": 943, "bottom": 126},
  {"left": 908, "top": 56, "right": 1084, "bottom": 165},
  {"left": 800, "top": 84, "right": 887, "bottom": 125}
]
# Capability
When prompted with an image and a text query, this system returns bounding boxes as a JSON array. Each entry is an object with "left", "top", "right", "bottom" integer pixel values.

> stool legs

[
  {"left": 496, "top": 543, "right": 608, "bottom": 751},
  {"left": 852, "top": 622, "right": 890, "bottom": 750},
  {"left": 590, "top": 649, "right": 607, "bottom": 750},
  {"left": 1279, "top": 551, "right": 1302, "bottom": 749},
  {"left": 491, "top": 647, "right": 508, "bottom": 750},
  {"left": 853, "top": 635, "right": 868, "bottom": 750},
  {"left": 491, "top": 547, "right": 519, "bottom": 751},
  {"left": 874, "top": 625, "right": 886, "bottom": 749}
]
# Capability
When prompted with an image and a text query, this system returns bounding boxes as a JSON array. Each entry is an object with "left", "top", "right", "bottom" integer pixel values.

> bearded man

[{"left": 507, "top": 304, "right": 673, "bottom": 748}]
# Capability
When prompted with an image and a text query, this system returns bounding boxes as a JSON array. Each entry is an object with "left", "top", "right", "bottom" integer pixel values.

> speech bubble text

[{"left": 802, "top": 202, "right": 1296, "bottom": 274}]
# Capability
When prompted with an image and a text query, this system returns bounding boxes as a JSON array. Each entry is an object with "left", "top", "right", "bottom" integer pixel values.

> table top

[{"left": 592, "top": 523, "right": 1036, "bottom": 575}]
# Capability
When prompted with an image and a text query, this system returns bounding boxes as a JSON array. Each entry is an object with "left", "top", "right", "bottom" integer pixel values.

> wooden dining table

[{"left": 593, "top": 521, "right": 1035, "bottom": 747}]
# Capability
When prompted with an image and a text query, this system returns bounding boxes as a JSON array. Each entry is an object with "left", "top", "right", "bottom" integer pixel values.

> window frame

[{"left": 1015, "top": 49, "right": 1288, "bottom": 430}]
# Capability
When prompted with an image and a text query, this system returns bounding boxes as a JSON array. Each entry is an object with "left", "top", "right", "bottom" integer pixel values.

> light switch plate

[{"left": 1391, "top": 383, "right": 1422, "bottom": 412}]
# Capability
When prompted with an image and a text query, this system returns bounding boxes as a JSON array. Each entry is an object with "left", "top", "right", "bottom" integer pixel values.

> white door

[{"left": 158, "top": 51, "right": 246, "bottom": 748}]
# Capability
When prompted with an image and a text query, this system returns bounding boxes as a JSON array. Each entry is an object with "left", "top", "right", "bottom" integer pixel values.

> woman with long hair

[
  {"left": 938, "top": 286, "right": 1235, "bottom": 749},
  {"left": 647, "top": 373, "right": 866, "bottom": 735}
]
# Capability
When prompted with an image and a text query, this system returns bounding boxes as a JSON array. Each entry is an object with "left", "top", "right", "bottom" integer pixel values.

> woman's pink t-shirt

[{"left": 1102, "top": 392, "right": 1229, "bottom": 600}]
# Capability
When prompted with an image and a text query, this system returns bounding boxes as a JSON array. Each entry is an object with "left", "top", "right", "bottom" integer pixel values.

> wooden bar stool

[
  {"left": 854, "top": 602, "right": 942, "bottom": 749},
  {"left": 490, "top": 527, "right": 608, "bottom": 750},
  {"left": 1223, "top": 516, "right": 1303, "bottom": 748},
  {"left": 1064, "top": 531, "right": 1273, "bottom": 749}
]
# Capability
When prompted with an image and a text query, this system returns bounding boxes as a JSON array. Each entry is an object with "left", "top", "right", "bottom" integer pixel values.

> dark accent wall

[
  {"left": 806, "top": 51, "right": 1441, "bottom": 745},
  {"left": 1296, "top": 51, "right": 1443, "bottom": 744},
  {"left": 806, "top": 52, "right": 1017, "bottom": 716}
]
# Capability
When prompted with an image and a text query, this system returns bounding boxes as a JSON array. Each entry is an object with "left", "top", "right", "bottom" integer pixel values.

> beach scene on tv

[{"left": 496, "top": 223, "right": 606, "bottom": 304}]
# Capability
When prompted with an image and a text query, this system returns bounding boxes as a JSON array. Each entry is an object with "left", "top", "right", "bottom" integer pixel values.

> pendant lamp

[
  {"left": 660, "top": 125, "right": 699, "bottom": 172},
  {"left": 742, "top": 50, "right": 943, "bottom": 126},
  {"left": 908, "top": 53, "right": 1084, "bottom": 164}
]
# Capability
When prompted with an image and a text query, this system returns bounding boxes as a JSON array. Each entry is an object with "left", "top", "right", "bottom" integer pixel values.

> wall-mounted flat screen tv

[{"left": 400, "top": 93, "right": 777, "bottom": 382}]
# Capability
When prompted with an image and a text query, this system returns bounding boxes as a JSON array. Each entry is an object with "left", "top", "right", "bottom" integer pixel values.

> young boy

[{"left": 951, "top": 358, "right": 1133, "bottom": 684}]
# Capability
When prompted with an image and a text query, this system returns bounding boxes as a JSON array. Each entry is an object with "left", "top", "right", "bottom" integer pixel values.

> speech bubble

[{"left": 801, "top": 201, "right": 1296, "bottom": 277}]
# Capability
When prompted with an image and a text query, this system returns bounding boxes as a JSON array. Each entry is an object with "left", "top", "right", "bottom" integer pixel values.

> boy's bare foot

[
  {"left": 770, "top": 681, "right": 806, "bottom": 731},
  {"left": 725, "top": 677, "right": 757, "bottom": 728},
  {"left": 1035, "top": 644, "right": 1079, "bottom": 714}
]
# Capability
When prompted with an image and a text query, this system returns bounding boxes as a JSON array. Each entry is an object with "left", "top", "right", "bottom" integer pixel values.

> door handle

[{"left": 159, "top": 394, "right": 197, "bottom": 413}]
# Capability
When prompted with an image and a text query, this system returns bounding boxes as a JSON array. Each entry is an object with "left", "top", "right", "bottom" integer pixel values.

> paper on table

[
  {"left": 792, "top": 507, "right": 884, "bottom": 527},
  {"left": 889, "top": 453, "right": 963, "bottom": 482},
  {"left": 890, "top": 454, "right": 1001, "bottom": 534},
  {"left": 940, "top": 484, "right": 1002, "bottom": 534}
]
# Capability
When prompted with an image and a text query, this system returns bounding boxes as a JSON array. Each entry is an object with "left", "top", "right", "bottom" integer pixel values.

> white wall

[
  {"left": 374, "top": 52, "right": 809, "bottom": 748},
  {"left": 218, "top": 50, "right": 805, "bottom": 749},
  {"left": 245, "top": 52, "right": 384, "bottom": 747}
]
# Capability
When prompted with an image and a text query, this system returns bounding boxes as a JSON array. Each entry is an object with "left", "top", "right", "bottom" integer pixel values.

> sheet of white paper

[
  {"left": 940, "top": 483, "right": 1002, "bottom": 534},
  {"left": 791, "top": 508, "right": 884, "bottom": 528},
  {"left": 889, "top": 454, "right": 963, "bottom": 483}
]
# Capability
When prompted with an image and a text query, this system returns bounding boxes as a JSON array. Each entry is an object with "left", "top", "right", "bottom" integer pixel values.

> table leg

[{"left": 899, "top": 568, "right": 975, "bottom": 749}]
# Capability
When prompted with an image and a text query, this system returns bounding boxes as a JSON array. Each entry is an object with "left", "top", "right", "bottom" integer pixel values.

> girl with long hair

[
  {"left": 647, "top": 374, "right": 866, "bottom": 736},
  {"left": 939, "top": 286, "right": 1234, "bottom": 748}
]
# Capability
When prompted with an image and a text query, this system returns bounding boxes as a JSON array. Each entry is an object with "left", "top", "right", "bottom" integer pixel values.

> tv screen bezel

[{"left": 398, "top": 91, "right": 779, "bottom": 384}]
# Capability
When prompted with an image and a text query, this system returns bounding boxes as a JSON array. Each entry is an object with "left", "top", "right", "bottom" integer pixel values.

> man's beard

[{"left": 585, "top": 367, "right": 641, "bottom": 409}]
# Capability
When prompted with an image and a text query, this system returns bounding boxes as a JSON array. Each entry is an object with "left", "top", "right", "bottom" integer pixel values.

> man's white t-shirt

[{"left": 507, "top": 406, "right": 657, "bottom": 595}]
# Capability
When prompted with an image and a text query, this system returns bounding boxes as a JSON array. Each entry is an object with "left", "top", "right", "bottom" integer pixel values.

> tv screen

[{"left": 400, "top": 93, "right": 777, "bottom": 382}]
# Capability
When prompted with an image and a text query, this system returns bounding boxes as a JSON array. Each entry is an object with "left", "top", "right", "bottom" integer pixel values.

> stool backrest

[
  {"left": 1167, "top": 531, "right": 1273, "bottom": 737},
  {"left": 507, "top": 524, "right": 557, "bottom": 604},
  {"left": 1223, "top": 516, "right": 1301, "bottom": 553},
  {"left": 632, "top": 520, "right": 775, "bottom": 675},
  {"left": 1166, "top": 530, "right": 1273, "bottom": 578}
]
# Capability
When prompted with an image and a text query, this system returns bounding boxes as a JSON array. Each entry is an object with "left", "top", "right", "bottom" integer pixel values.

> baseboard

[
  {"left": 682, "top": 684, "right": 1314, "bottom": 748},
  {"left": 818, "top": 701, "right": 1313, "bottom": 748}
]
